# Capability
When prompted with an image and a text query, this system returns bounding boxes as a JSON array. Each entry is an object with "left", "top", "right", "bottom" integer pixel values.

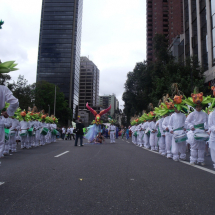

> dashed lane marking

[
  {"left": 0, "top": 182, "right": 5, "bottom": 186},
  {"left": 139, "top": 145, "right": 215, "bottom": 175},
  {"left": 54, "top": 151, "right": 69, "bottom": 158}
]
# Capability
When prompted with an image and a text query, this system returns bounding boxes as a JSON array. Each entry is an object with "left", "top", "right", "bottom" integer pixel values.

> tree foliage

[{"left": 122, "top": 34, "right": 206, "bottom": 123}]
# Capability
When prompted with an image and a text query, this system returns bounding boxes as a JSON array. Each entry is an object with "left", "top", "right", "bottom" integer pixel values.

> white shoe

[
  {"left": 190, "top": 162, "right": 195, "bottom": 166},
  {"left": 201, "top": 162, "right": 205, "bottom": 166}
]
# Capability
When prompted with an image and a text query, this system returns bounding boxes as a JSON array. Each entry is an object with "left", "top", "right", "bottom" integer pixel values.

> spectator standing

[
  {"left": 74, "top": 119, "right": 85, "bottom": 146},
  {"left": 126, "top": 127, "right": 129, "bottom": 140},
  {"left": 67, "top": 126, "right": 71, "bottom": 140},
  {"left": 62, "top": 126, "right": 66, "bottom": 140},
  {"left": 70, "top": 126, "right": 75, "bottom": 140}
]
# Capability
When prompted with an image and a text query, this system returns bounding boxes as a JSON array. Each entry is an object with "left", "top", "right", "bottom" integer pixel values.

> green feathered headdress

[{"left": 0, "top": 61, "right": 19, "bottom": 73}]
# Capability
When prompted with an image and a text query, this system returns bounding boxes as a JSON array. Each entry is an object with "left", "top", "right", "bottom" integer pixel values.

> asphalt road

[{"left": 0, "top": 138, "right": 215, "bottom": 215}]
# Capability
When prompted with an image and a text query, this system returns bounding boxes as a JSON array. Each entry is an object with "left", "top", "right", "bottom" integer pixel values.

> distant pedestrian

[
  {"left": 74, "top": 119, "right": 85, "bottom": 146},
  {"left": 116, "top": 127, "right": 119, "bottom": 139},
  {"left": 126, "top": 127, "right": 129, "bottom": 140},
  {"left": 62, "top": 126, "right": 66, "bottom": 140}
]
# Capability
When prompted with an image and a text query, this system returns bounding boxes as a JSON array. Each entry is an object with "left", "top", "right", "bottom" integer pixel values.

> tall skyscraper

[
  {"left": 146, "top": 0, "right": 183, "bottom": 62},
  {"left": 36, "top": 0, "right": 83, "bottom": 117},
  {"left": 79, "top": 57, "right": 100, "bottom": 109}
]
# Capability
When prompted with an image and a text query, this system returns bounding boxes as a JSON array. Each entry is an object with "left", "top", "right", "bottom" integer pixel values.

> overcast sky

[{"left": 0, "top": 0, "right": 146, "bottom": 109}]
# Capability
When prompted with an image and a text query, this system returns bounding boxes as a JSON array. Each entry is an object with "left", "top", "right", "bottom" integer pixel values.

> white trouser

[
  {"left": 158, "top": 136, "right": 166, "bottom": 155},
  {"left": 171, "top": 139, "right": 186, "bottom": 161},
  {"left": 150, "top": 132, "right": 158, "bottom": 150},
  {"left": 144, "top": 133, "right": 150, "bottom": 149},
  {"left": 21, "top": 136, "right": 29, "bottom": 149},
  {"left": 110, "top": 132, "right": 115, "bottom": 143},
  {"left": 10, "top": 135, "right": 17, "bottom": 152},
  {"left": 3, "top": 138, "right": 10, "bottom": 154},
  {"left": 35, "top": 130, "right": 40, "bottom": 146},
  {"left": 0, "top": 126, "right": 5, "bottom": 157},
  {"left": 40, "top": 135, "right": 46, "bottom": 145},
  {"left": 138, "top": 131, "right": 144, "bottom": 146},
  {"left": 165, "top": 133, "right": 173, "bottom": 158},
  {"left": 210, "top": 148, "right": 215, "bottom": 168},
  {"left": 190, "top": 140, "right": 205, "bottom": 163}
]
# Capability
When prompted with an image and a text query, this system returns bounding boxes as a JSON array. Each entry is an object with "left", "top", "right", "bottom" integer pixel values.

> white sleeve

[{"left": 4, "top": 87, "right": 19, "bottom": 116}]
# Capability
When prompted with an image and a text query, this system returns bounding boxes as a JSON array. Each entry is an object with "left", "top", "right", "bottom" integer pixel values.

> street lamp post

[{"left": 54, "top": 85, "right": 56, "bottom": 116}]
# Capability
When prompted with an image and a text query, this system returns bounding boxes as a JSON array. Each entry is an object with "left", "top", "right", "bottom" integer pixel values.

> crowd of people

[{"left": 129, "top": 92, "right": 215, "bottom": 169}]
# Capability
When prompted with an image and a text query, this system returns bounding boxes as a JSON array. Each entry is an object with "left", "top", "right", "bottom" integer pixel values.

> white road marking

[
  {"left": 0, "top": 182, "right": 5, "bottom": 186},
  {"left": 140, "top": 146, "right": 215, "bottom": 175},
  {"left": 179, "top": 160, "right": 215, "bottom": 175},
  {"left": 54, "top": 151, "right": 69, "bottom": 158}
]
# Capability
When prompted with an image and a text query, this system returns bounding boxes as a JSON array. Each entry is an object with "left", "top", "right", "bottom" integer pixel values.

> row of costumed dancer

[
  {"left": 130, "top": 88, "right": 215, "bottom": 169},
  {"left": 0, "top": 100, "right": 58, "bottom": 158}
]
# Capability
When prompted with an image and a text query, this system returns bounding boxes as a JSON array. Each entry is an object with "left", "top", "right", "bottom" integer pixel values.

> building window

[{"left": 211, "top": 0, "right": 215, "bottom": 65}]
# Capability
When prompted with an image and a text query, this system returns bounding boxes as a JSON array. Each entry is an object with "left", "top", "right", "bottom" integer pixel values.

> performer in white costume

[
  {"left": 0, "top": 85, "right": 19, "bottom": 158},
  {"left": 109, "top": 123, "right": 116, "bottom": 143}
]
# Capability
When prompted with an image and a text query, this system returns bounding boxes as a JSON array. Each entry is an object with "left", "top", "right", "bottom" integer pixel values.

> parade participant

[
  {"left": 19, "top": 112, "right": 30, "bottom": 149},
  {"left": 40, "top": 116, "right": 48, "bottom": 146},
  {"left": 157, "top": 116, "right": 166, "bottom": 156},
  {"left": 0, "top": 86, "right": 19, "bottom": 158},
  {"left": 94, "top": 132, "right": 105, "bottom": 144},
  {"left": 160, "top": 101, "right": 175, "bottom": 159},
  {"left": 169, "top": 97, "right": 187, "bottom": 161},
  {"left": 148, "top": 112, "right": 158, "bottom": 151},
  {"left": 142, "top": 117, "right": 150, "bottom": 149},
  {"left": 34, "top": 119, "right": 41, "bottom": 147},
  {"left": 9, "top": 116, "right": 20, "bottom": 153},
  {"left": 184, "top": 91, "right": 211, "bottom": 165},
  {"left": 85, "top": 103, "right": 111, "bottom": 142},
  {"left": 208, "top": 105, "right": 215, "bottom": 169},
  {"left": 2, "top": 116, "right": 12, "bottom": 155},
  {"left": 109, "top": 122, "right": 116, "bottom": 143}
]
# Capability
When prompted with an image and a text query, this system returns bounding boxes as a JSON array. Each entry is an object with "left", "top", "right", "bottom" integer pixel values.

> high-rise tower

[
  {"left": 146, "top": 0, "right": 183, "bottom": 62},
  {"left": 36, "top": 0, "right": 83, "bottom": 117}
]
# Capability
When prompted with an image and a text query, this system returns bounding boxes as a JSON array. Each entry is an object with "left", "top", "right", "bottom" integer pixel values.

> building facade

[
  {"left": 36, "top": 0, "right": 83, "bottom": 117},
  {"left": 99, "top": 94, "right": 119, "bottom": 116},
  {"left": 79, "top": 57, "right": 100, "bottom": 109},
  {"left": 146, "top": 0, "right": 183, "bottom": 62},
  {"left": 181, "top": 0, "right": 215, "bottom": 84}
]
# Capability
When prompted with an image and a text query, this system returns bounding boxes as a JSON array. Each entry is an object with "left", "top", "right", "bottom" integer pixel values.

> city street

[{"left": 0, "top": 138, "right": 215, "bottom": 215}]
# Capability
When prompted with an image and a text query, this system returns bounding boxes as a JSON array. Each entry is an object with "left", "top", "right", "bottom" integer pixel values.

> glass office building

[{"left": 36, "top": 0, "right": 83, "bottom": 117}]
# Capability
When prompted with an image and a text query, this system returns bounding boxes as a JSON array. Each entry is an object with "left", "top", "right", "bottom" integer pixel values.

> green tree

[
  {"left": 123, "top": 34, "right": 206, "bottom": 122},
  {"left": 11, "top": 75, "right": 35, "bottom": 110},
  {"left": 34, "top": 80, "right": 73, "bottom": 125}
]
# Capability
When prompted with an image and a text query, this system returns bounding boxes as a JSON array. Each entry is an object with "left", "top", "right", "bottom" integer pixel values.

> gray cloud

[{"left": 0, "top": 0, "right": 146, "bottom": 109}]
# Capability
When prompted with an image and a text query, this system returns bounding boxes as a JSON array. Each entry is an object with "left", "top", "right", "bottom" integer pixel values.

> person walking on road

[
  {"left": 74, "top": 119, "right": 85, "bottom": 146},
  {"left": 109, "top": 123, "right": 116, "bottom": 143}
]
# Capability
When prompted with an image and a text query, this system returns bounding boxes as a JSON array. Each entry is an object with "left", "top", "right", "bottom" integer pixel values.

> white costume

[
  {"left": 143, "top": 122, "right": 150, "bottom": 149},
  {"left": 185, "top": 110, "right": 208, "bottom": 164},
  {"left": 9, "top": 118, "right": 20, "bottom": 152},
  {"left": 208, "top": 111, "right": 215, "bottom": 168},
  {"left": 34, "top": 121, "right": 41, "bottom": 147},
  {"left": 109, "top": 125, "right": 116, "bottom": 143},
  {"left": 40, "top": 122, "right": 48, "bottom": 145},
  {"left": 0, "top": 85, "right": 19, "bottom": 158},
  {"left": 162, "top": 115, "right": 173, "bottom": 158},
  {"left": 149, "top": 120, "right": 158, "bottom": 151},
  {"left": 157, "top": 118, "right": 166, "bottom": 156},
  {"left": 169, "top": 112, "right": 187, "bottom": 161},
  {"left": 20, "top": 120, "right": 30, "bottom": 149}
]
